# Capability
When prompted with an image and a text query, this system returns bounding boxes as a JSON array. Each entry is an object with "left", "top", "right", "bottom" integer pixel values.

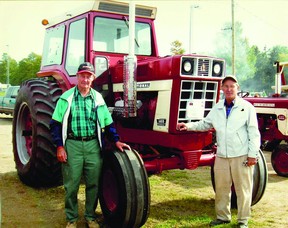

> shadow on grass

[
  {"left": 0, "top": 171, "right": 104, "bottom": 228},
  {"left": 0, "top": 171, "right": 66, "bottom": 227},
  {"left": 147, "top": 197, "right": 242, "bottom": 228},
  {"left": 152, "top": 167, "right": 213, "bottom": 190},
  {"left": 149, "top": 197, "right": 215, "bottom": 220},
  {"left": 267, "top": 172, "right": 288, "bottom": 183},
  {"left": 0, "top": 115, "right": 13, "bottom": 125}
]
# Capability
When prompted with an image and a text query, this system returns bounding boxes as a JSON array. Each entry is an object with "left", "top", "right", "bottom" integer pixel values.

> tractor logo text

[
  {"left": 157, "top": 118, "right": 166, "bottom": 126},
  {"left": 254, "top": 103, "right": 275, "bottom": 107},
  {"left": 137, "top": 82, "right": 150, "bottom": 89},
  {"left": 278, "top": 114, "right": 286, "bottom": 121}
]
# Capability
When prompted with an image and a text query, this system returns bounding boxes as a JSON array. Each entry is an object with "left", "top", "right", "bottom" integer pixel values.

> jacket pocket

[{"left": 236, "top": 127, "right": 247, "bottom": 146}]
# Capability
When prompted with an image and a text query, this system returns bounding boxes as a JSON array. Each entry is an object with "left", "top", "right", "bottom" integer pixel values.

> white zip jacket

[{"left": 186, "top": 96, "right": 260, "bottom": 158}]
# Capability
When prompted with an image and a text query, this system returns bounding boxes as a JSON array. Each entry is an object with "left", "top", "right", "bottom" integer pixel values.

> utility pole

[
  {"left": 189, "top": 4, "right": 199, "bottom": 54},
  {"left": 6, "top": 45, "right": 10, "bottom": 85},
  {"left": 231, "top": 0, "right": 235, "bottom": 75}
]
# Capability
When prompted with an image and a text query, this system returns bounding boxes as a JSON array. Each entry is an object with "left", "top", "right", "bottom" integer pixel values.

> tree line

[
  {"left": 171, "top": 21, "right": 288, "bottom": 96},
  {"left": 0, "top": 52, "right": 41, "bottom": 86}
]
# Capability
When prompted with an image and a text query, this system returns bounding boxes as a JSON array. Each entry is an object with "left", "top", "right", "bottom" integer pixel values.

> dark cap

[
  {"left": 222, "top": 75, "right": 238, "bottom": 84},
  {"left": 77, "top": 62, "right": 95, "bottom": 75}
]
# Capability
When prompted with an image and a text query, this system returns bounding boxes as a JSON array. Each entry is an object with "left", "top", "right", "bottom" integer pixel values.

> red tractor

[
  {"left": 12, "top": 1, "right": 267, "bottom": 227},
  {"left": 244, "top": 61, "right": 288, "bottom": 177}
]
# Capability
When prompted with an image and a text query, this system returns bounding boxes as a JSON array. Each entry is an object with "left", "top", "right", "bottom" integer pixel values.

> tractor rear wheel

[
  {"left": 271, "top": 144, "right": 288, "bottom": 177},
  {"left": 211, "top": 150, "right": 267, "bottom": 207},
  {"left": 99, "top": 149, "right": 150, "bottom": 228},
  {"left": 12, "top": 79, "right": 62, "bottom": 187}
]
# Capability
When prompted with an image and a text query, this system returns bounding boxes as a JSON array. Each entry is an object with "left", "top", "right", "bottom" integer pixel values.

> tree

[
  {"left": 241, "top": 45, "right": 288, "bottom": 95},
  {"left": 0, "top": 55, "right": 7, "bottom": 84},
  {"left": 13, "top": 52, "right": 41, "bottom": 85},
  {"left": 0, "top": 52, "right": 41, "bottom": 86},
  {"left": 170, "top": 40, "right": 185, "bottom": 55},
  {"left": 210, "top": 20, "right": 288, "bottom": 94},
  {"left": 0, "top": 54, "right": 17, "bottom": 85},
  {"left": 212, "top": 21, "right": 255, "bottom": 82},
  {"left": 242, "top": 46, "right": 270, "bottom": 93}
]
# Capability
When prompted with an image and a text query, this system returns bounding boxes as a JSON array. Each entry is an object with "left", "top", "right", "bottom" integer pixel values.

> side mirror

[{"left": 94, "top": 56, "right": 108, "bottom": 77}]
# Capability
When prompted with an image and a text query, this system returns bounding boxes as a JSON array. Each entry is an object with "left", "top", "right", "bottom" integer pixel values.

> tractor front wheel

[
  {"left": 271, "top": 144, "right": 288, "bottom": 177},
  {"left": 99, "top": 149, "right": 150, "bottom": 228}
]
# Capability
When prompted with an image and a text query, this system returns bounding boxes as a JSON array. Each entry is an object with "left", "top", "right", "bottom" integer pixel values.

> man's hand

[
  {"left": 176, "top": 122, "right": 188, "bottom": 131},
  {"left": 57, "top": 146, "right": 67, "bottom": 163},
  {"left": 246, "top": 157, "right": 258, "bottom": 167},
  {"left": 115, "top": 141, "right": 131, "bottom": 152}
]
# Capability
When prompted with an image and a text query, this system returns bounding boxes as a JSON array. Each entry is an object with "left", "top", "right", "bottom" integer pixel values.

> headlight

[
  {"left": 214, "top": 64, "right": 221, "bottom": 74},
  {"left": 183, "top": 61, "right": 192, "bottom": 72},
  {"left": 181, "top": 57, "right": 194, "bottom": 75},
  {"left": 212, "top": 61, "right": 223, "bottom": 77}
]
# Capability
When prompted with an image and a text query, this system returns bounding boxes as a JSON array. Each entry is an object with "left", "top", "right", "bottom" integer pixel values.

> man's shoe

[
  {"left": 66, "top": 221, "right": 77, "bottom": 228},
  {"left": 86, "top": 220, "right": 100, "bottom": 228},
  {"left": 237, "top": 223, "right": 248, "bottom": 228},
  {"left": 209, "top": 219, "right": 230, "bottom": 226}
]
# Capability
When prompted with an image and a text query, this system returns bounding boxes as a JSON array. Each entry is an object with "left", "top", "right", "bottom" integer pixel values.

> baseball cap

[
  {"left": 222, "top": 75, "right": 238, "bottom": 84},
  {"left": 77, "top": 62, "right": 95, "bottom": 75}
]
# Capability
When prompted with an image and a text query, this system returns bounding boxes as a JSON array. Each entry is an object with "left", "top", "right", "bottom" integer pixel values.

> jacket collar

[
  {"left": 224, "top": 99, "right": 235, "bottom": 108},
  {"left": 219, "top": 96, "right": 240, "bottom": 109}
]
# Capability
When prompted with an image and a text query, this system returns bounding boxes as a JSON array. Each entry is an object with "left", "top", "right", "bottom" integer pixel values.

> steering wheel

[{"left": 237, "top": 91, "right": 250, "bottom": 98}]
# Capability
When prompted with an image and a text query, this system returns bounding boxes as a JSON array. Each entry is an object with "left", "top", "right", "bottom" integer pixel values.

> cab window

[{"left": 65, "top": 18, "right": 86, "bottom": 75}]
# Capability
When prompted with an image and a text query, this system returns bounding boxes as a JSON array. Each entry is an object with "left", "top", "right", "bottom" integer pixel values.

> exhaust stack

[
  {"left": 275, "top": 61, "right": 282, "bottom": 96},
  {"left": 123, "top": 1, "right": 137, "bottom": 118}
]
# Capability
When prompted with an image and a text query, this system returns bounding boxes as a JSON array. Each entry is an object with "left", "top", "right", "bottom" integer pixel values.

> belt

[{"left": 67, "top": 135, "right": 97, "bottom": 141}]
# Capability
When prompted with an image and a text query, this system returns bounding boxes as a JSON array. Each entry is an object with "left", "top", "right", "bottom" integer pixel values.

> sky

[{"left": 1, "top": 0, "right": 288, "bottom": 61}]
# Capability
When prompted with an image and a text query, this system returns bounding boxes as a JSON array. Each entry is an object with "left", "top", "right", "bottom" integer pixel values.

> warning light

[{"left": 42, "top": 19, "right": 49, "bottom": 26}]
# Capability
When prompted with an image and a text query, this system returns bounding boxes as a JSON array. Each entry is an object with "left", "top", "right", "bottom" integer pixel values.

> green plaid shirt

[{"left": 69, "top": 87, "right": 97, "bottom": 137}]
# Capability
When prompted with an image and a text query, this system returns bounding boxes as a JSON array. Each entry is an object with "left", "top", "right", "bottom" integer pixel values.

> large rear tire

[
  {"left": 211, "top": 150, "right": 268, "bottom": 207},
  {"left": 271, "top": 144, "right": 288, "bottom": 177},
  {"left": 12, "top": 79, "right": 62, "bottom": 187},
  {"left": 99, "top": 149, "right": 150, "bottom": 228}
]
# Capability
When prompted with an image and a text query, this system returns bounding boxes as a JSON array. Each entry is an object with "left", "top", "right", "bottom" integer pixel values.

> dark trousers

[{"left": 63, "top": 139, "right": 102, "bottom": 222}]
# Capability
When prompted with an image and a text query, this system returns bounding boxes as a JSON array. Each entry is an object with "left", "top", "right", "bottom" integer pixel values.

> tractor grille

[
  {"left": 198, "top": 59, "right": 209, "bottom": 76},
  {"left": 180, "top": 56, "right": 225, "bottom": 78},
  {"left": 178, "top": 80, "right": 218, "bottom": 123}
]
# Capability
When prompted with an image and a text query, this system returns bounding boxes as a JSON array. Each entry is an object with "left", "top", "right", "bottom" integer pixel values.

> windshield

[{"left": 93, "top": 17, "right": 152, "bottom": 55}]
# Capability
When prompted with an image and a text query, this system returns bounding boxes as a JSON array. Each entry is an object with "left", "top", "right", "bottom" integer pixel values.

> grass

[
  {"left": 1, "top": 165, "right": 288, "bottom": 227},
  {"left": 144, "top": 167, "right": 218, "bottom": 228}
]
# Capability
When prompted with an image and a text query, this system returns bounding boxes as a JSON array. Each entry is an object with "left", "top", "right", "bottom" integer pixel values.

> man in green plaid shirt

[
  {"left": 50, "top": 62, "right": 130, "bottom": 228},
  {"left": 69, "top": 88, "right": 97, "bottom": 138}
]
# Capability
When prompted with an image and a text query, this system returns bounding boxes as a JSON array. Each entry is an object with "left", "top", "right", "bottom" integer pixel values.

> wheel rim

[
  {"left": 102, "top": 169, "right": 119, "bottom": 212},
  {"left": 251, "top": 150, "right": 268, "bottom": 205},
  {"left": 15, "top": 102, "right": 32, "bottom": 165}
]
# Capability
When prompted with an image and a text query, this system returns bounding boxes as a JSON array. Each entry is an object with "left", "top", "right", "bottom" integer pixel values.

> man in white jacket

[{"left": 177, "top": 75, "right": 260, "bottom": 228}]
